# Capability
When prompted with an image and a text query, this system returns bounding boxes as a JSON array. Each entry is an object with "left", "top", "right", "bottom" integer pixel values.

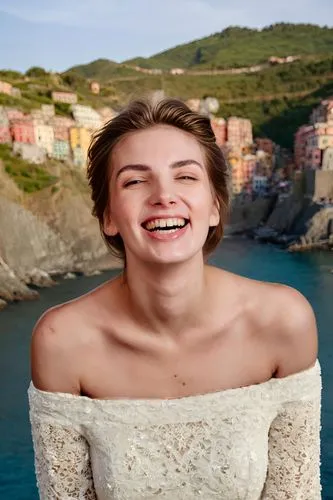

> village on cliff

[
  {"left": 1, "top": 76, "right": 333, "bottom": 203},
  {"left": 1, "top": 72, "right": 333, "bottom": 310},
  {"left": 0, "top": 74, "right": 333, "bottom": 253}
]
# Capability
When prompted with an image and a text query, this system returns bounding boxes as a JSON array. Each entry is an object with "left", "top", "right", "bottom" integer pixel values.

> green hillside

[
  {"left": 65, "top": 58, "right": 139, "bottom": 80},
  {"left": 103, "top": 56, "right": 333, "bottom": 148},
  {"left": 125, "top": 23, "right": 333, "bottom": 70},
  {"left": 3, "top": 27, "right": 333, "bottom": 151}
]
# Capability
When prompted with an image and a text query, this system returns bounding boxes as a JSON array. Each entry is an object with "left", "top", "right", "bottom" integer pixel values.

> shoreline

[
  {"left": 2, "top": 232, "right": 332, "bottom": 312},
  {"left": 0, "top": 254, "right": 123, "bottom": 311}
]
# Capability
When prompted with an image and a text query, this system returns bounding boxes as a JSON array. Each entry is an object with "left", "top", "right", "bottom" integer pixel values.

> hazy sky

[{"left": 0, "top": 0, "right": 332, "bottom": 72}]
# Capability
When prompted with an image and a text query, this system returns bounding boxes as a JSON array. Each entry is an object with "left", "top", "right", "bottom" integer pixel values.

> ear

[
  {"left": 209, "top": 197, "right": 220, "bottom": 227},
  {"left": 103, "top": 208, "right": 119, "bottom": 236}
]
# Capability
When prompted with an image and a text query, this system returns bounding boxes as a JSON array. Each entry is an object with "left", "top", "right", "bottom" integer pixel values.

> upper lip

[{"left": 142, "top": 215, "right": 190, "bottom": 225}]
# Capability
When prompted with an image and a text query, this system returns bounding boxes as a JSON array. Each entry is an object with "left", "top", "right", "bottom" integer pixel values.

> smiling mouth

[{"left": 142, "top": 218, "right": 190, "bottom": 233}]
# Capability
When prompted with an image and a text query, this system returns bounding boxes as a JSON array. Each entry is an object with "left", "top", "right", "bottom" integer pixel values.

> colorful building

[
  {"left": 322, "top": 147, "right": 333, "bottom": 171},
  {"left": 90, "top": 81, "right": 100, "bottom": 94},
  {"left": 13, "top": 142, "right": 45, "bottom": 164},
  {"left": 33, "top": 121, "right": 54, "bottom": 155},
  {"left": 252, "top": 175, "right": 268, "bottom": 195},
  {"left": 49, "top": 116, "right": 74, "bottom": 141},
  {"left": 69, "top": 127, "right": 91, "bottom": 166},
  {"left": 72, "top": 146, "right": 86, "bottom": 167},
  {"left": 0, "top": 126, "right": 11, "bottom": 143},
  {"left": 227, "top": 117, "right": 253, "bottom": 149},
  {"left": 69, "top": 126, "right": 91, "bottom": 151},
  {"left": 51, "top": 140, "right": 70, "bottom": 161},
  {"left": 5, "top": 108, "right": 24, "bottom": 121},
  {"left": 71, "top": 105, "right": 102, "bottom": 130},
  {"left": 310, "top": 98, "right": 333, "bottom": 124},
  {"left": 228, "top": 152, "right": 243, "bottom": 194},
  {"left": 10, "top": 118, "right": 35, "bottom": 144},
  {"left": 294, "top": 125, "right": 313, "bottom": 170},
  {"left": 51, "top": 91, "right": 78, "bottom": 104},
  {"left": 210, "top": 118, "right": 227, "bottom": 146}
]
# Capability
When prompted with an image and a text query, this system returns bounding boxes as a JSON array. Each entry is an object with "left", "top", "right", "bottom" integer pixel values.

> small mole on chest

[{"left": 174, "top": 374, "right": 186, "bottom": 386}]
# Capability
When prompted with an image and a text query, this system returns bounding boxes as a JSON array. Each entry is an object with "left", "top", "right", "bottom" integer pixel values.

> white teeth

[{"left": 145, "top": 218, "right": 187, "bottom": 231}]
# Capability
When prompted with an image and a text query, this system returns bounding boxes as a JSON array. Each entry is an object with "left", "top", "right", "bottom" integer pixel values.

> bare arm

[
  {"left": 262, "top": 285, "right": 321, "bottom": 499},
  {"left": 29, "top": 307, "right": 97, "bottom": 499}
]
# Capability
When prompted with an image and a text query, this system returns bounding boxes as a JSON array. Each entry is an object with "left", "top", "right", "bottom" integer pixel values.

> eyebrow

[{"left": 115, "top": 159, "right": 203, "bottom": 179}]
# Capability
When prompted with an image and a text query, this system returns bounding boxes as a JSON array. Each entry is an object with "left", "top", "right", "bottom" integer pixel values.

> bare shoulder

[
  {"left": 210, "top": 267, "right": 318, "bottom": 377},
  {"left": 31, "top": 277, "right": 120, "bottom": 394},
  {"left": 250, "top": 279, "right": 318, "bottom": 377},
  {"left": 31, "top": 301, "right": 83, "bottom": 394}
]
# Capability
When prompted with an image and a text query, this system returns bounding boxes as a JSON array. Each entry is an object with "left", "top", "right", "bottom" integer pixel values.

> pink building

[
  {"left": 227, "top": 117, "right": 253, "bottom": 149},
  {"left": 0, "top": 126, "right": 11, "bottom": 143},
  {"left": 5, "top": 108, "right": 24, "bottom": 121},
  {"left": 51, "top": 91, "right": 77, "bottom": 104},
  {"left": 210, "top": 118, "right": 226, "bottom": 146},
  {"left": 10, "top": 118, "right": 35, "bottom": 144},
  {"left": 294, "top": 125, "right": 313, "bottom": 170},
  {"left": 49, "top": 116, "right": 74, "bottom": 141}
]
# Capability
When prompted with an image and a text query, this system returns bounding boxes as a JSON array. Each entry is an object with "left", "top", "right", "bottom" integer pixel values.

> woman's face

[{"left": 104, "top": 124, "right": 219, "bottom": 265}]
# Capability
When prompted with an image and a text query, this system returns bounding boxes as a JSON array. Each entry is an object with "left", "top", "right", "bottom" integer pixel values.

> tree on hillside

[
  {"left": 62, "top": 71, "right": 86, "bottom": 88},
  {"left": 193, "top": 48, "right": 203, "bottom": 65},
  {"left": 0, "top": 70, "right": 22, "bottom": 80},
  {"left": 26, "top": 66, "right": 48, "bottom": 78}
]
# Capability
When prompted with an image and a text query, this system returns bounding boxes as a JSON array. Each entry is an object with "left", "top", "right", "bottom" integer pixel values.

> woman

[{"left": 28, "top": 98, "right": 322, "bottom": 499}]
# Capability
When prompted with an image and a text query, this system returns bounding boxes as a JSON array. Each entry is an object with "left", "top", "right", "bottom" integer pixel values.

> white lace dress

[{"left": 28, "top": 360, "right": 322, "bottom": 500}]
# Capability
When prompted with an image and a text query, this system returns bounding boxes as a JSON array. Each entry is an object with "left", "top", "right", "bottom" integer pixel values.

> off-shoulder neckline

[{"left": 28, "top": 359, "right": 320, "bottom": 405}]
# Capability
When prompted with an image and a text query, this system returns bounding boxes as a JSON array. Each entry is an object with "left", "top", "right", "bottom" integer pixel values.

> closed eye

[
  {"left": 123, "top": 179, "right": 145, "bottom": 187},
  {"left": 177, "top": 176, "right": 198, "bottom": 181}
]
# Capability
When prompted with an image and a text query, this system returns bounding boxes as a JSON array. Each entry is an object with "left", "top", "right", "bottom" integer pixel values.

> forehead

[{"left": 111, "top": 124, "right": 205, "bottom": 169}]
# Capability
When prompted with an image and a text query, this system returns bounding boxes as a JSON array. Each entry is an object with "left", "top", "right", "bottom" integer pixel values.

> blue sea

[{"left": 0, "top": 237, "right": 332, "bottom": 499}]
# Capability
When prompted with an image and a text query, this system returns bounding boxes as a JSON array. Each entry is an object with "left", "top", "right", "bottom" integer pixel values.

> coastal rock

[
  {"left": 0, "top": 165, "right": 121, "bottom": 306},
  {"left": 0, "top": 299, "right": 7, "bottom": 310},
  {"left": 225, "top": 197, "right": 274, "bottom": 234},
  {"left": 303, "top": 206, "right": 333, "bottom": 242},
  {"left": 0, "top": 255, "right": 39, "bottom": 302},
  {"left": 64, "top": 272, "right": 76, "bottom": 279},
  {"left": 25, "top": 268, "right": 56, "bottom": 288},
  {"left": 0, "top": 195, "right": 70, "bottom": 280}
]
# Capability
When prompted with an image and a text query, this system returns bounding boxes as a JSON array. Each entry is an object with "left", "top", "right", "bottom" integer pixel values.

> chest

[{"left": 81, "top": 326, "right": 274, "bottom": 400}]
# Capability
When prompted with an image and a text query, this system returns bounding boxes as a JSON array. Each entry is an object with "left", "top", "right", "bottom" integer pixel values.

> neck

[{"left": 122, "top": 254, "right": 209, "bottom": 336}]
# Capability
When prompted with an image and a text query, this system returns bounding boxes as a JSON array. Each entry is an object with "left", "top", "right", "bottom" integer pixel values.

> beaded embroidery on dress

[{"left": 28, "top": 360, "right": 322, "bottom": 500}]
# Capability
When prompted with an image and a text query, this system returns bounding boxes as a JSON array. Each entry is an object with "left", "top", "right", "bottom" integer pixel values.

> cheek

[{"left": 110, "top": 194, "right": 138, "bottom": 230}]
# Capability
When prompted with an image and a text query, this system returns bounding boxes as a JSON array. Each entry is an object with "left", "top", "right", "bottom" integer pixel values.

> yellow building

[
  {"left": 69, "top": 127, "right": 92, "bottom": 166},
  {"left": 69, "top": 127, "right": 91, "bottom": 154}
]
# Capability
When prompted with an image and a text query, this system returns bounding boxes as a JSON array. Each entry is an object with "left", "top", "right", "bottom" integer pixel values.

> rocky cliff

[
  {"left": 0, "top": 161, "right": 120, "bottom": 310},
  {"left": 226, "top": 192, "right": 333, "bottom": 251}
]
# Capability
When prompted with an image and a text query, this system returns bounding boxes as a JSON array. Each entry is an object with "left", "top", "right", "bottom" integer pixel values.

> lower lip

[{"left": 144, "top": 224, "right": 189, "bottom": 241}]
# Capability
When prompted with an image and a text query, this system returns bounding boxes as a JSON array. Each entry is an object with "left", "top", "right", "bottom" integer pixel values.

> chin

[{"left": 145, "top": 247, "right": 204, "bottom": 266}]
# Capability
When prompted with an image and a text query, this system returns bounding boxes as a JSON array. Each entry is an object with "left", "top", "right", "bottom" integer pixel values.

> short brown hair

[{"left": 87, "top": 97, "right": 230, "bottom": 261}]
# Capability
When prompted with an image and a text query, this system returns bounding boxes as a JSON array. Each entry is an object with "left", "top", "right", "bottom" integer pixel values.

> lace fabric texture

[{"left": 28, "top": 360, "right": 322, "bottom": 500}]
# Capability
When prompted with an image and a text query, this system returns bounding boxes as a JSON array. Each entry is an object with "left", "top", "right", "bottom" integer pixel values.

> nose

[{"left": 148, "top": 179, "right": 177, "bottom": 207}]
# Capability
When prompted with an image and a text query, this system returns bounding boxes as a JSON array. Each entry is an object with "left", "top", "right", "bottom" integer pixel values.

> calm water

[{"left": 0, "top": 237, "right": 332, "bottom": 499}]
